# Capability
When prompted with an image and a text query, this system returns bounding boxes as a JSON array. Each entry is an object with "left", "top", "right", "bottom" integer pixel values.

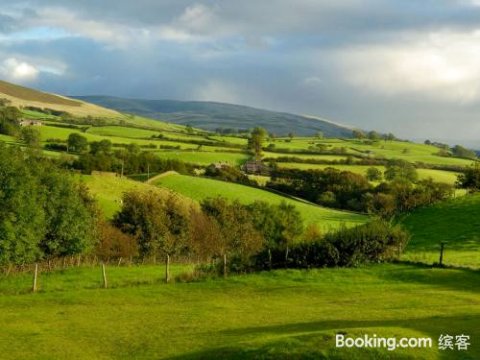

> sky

[{"left": 1, "top": 0, "right": 480, "bottom": 145}]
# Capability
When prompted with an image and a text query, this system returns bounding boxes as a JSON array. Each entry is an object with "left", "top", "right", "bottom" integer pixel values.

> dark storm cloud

[{"left": 1, "top": 0, "right": 480, "bottom": 144}]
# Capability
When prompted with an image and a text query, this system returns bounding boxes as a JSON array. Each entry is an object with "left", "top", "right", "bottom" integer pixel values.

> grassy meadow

[
  {"left": 277, "top": 163, "right": 460, "bottom": 185},
  {"left": 0, "top": 263, "right": 477, "bottom": 359},
  {"left": 401, "top": 193, "right": 480, "bottom": 269}
]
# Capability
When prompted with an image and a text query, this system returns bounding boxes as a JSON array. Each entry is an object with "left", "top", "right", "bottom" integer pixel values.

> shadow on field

[
  {"left": 381, "top": 263, "right": 480, "bottom": 294},
  {"left": 167, "top": 315, "right": 480, "bottom": 360}
]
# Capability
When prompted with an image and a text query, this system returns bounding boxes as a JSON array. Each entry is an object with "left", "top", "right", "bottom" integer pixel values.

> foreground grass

[
  {"left": 0, "top": 263, "right": 478, "bottom": 359},
  {"left": 401, "top": 193, "right": 480, "bottom": 269},
  {"left": 154, "top": 173, "right": 367, "bottom": 230}
]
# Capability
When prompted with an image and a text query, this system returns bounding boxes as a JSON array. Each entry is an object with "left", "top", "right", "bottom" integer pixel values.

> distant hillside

[
  {"left": 0, "top": 80, "right": 122, "bottom": 118},
  {"left": 74, "top": 96, "right": 354, "bottom": 137}
]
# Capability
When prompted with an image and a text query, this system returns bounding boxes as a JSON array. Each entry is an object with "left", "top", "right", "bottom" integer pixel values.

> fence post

[
  {"left": 102, "top": 263, "right": 108, "bottom": 289},
  {"left": 32, "top": 264, "right": 38, "bottom": 293},
  {"left": 439, "top": 242, "right": 445, "bottom": 267}
]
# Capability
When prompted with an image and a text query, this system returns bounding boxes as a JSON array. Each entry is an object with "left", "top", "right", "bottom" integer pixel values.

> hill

[
  {"left": 0, "top": 80, "right": 122, "bottom": 118},
  {"left": 153, "top": 173, "right": 367, "bottom": 230},
  {"left": 400, "top": 193, "right": 480, "bottom": 269},
  {"left": 74, "top": 96, "right": 354, "bottom": 137}
]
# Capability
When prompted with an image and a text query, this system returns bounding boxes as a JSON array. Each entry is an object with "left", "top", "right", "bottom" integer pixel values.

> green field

[
  {"left": 39, "top": 126, "right": 198, "bottom": 150},
  {"left": 78, "top": 173, "right": 179, "bottom": 218},
  {"left": 153, "top": 150, "right": 250, "bottom": 166},
  {"left": 153, "top": 173, "right": 367, "bottom": 230},
  {"left": 265, "top": 139, "right": 474, "bottom": 167},
  {"left": 401, "top": 193, "right": 480, "bottom": 269},
  {"left": 277, "top": 163, "right": 460, "bottom": 185},
  {"left": 0, "top": 263, "right": 478, "bottom": 359}
]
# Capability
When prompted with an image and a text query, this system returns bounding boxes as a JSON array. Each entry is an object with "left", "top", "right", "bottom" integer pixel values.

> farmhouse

[
  {"left": 242, "top": 160, "right": 271, "bottom": 175},
  {"left": 19, "top": 119, "right": 43, "bottom": 127}
]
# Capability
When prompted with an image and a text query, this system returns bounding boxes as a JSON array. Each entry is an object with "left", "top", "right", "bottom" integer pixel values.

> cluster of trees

[
  {"left": 0, "top": 144, "right": 97, "bottom": 265},
  {"left": 457, "top": 163, "right": 480, "bottom": 191},
  {"left": 267, "top": 220, "right": 409, "bottom": 269},
  {"left": 0, "top": 100, "right": 21, "bottom": 136},
  {"left": 204, "top": 164, "right": 257, "bottom": 186},
  {"left": 248, "top": 127, "right": 268, "bottom": 158},
  {"left": 352, "top": 130, "right": 396, "bottom": 141},
  {"left": 113, "top": 194, "right": 304, "bottom": 279},
  {"left": 267, "top": 159, "right": 453, "bottom": 217},
  {"left": 61, "top": 135, "right": 194, "bottom": 175},
  {"left": 111, "top": 192, "right": 410, "bottom": 278}
]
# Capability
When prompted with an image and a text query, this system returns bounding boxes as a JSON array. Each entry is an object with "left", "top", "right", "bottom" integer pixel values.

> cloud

[
  {"left": 336, "top": 30, "right": 480, "bottom": 103},
  {"left": 0, "top": 58, "right": 39, "bottom": 82},
  {"left": 3, "top": 1, "right": 480, "bottom": 143}
]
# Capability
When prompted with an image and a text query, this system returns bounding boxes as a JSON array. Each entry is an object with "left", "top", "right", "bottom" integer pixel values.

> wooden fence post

[
  {"left": 439, "top": 242, "right": 445, "bottom": 267},
  {"left": 32, "top": 264, "right": 38, "bottom": 293},
  {"left": 102, "top": 263, "right": 108, "bottom": 289}
]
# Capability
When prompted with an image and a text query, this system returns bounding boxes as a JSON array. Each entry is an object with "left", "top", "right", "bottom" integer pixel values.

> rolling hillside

[
  {"left": 74, "top": 96, "right": 354, "bottom": 137},
  {"left": 400, "top": 193, "right": 480, "bottom": 269},
  {"left": 0, "top": 80, "right": 122, "bottom": 118},
  {"left": 153, "top": 173, "right": 367, "bottom": 230}
]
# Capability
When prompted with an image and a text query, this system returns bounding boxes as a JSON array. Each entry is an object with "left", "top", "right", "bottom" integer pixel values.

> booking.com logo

[{"left": 335, "top": 333, "right": 470, "bottom": 352}]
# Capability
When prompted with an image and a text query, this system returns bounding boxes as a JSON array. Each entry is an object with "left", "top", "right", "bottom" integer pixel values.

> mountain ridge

[{"left": 74, "top": 95, "right": 354, "bottom": 137}]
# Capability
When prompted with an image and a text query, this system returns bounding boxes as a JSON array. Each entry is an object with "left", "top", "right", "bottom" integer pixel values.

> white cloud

[
  {"left": 336, "top": 30, "right": 480, "bottom": 103},
  {"left": 0, "top": 58, "right": 39, "bottom": 82}
]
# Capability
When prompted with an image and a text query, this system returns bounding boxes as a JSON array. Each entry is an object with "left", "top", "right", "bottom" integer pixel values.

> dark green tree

[{"left": 67, "top": 133, "right": 88, "bottom": 153}]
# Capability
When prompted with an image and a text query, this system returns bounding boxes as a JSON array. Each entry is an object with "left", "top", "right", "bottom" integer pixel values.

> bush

[{"left": 283, "top": 220, "right": 410, "bottom": 268}]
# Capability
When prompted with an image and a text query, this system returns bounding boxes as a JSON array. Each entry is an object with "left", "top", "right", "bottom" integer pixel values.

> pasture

[
  {"left": 0, "top": 263, "right": 477, "bottom": 359},
  {"left": 264, "top": 138, "right": 474, "bottom": 167},
  {"left": 277, "top": 163, "right": 460, "bottom": 185},
  {"left": 401, "top": 193, "right": 480, "bottom": 269},
  {"left": 153, "top": 173, "right": 367, "bottom": 230},
  {"left": 78, "top": 173, "right": 180, "bottom": 219},
  {"left": 152, "top": 150, "right": 249, "bottom": 166}
]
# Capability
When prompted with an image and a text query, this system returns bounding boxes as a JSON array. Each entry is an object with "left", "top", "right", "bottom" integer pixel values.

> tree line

[{"left": 267, "top": 159, "right": 453, "bottom": 217}]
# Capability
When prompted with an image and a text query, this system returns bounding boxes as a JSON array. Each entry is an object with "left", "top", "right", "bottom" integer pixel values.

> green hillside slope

[
  {"left": 401, "top": 193, "right": 480, "bottom": 269},
  {"left": 0, "top": 80, "right": 121, "bottom": 118},
  {"left": 74, "top": 96, "right": 354, "bottom": 137},
  {"left": 153, "top": 173, "right": 367, "bottom": 230}
]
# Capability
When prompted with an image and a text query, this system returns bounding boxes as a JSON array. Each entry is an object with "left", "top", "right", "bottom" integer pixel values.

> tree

[
  {"left": 67, "top": 133, "right": 88, "bottom": 153},
  {"left": 247, "top": 201, "right": 283, "bottom": 269},
  {"left": 368, "top": 131, "right": 381, "bottom": 141},
  {"left": 248, "top": 127, "right": 267, "bottom": 158},
  {"left": 288, "top": 132, "right": 295, "bottom": 140},
  {"left": 366, "top": 167, "right": 383, "bottom": 181},
  {"left": 0, "top": 144, "right": 97, "bottom": 264},
  {"left": 162, "top": 195, "right": 191, "bottom": 282},
  {"left": 277, "top": 201, "right": 303, "bottom": 265},
  {"left": 96, "top": 221, "right": 138, "bottom": 260},
  {"left": 352, "top": 130, "right": 366, "bottom": 139},
  {"left": 316, "top": 131, "right": 324, "bottom": 139},
  {"left": 384, "top": 159, "right": 418, "bottom": 183},
  {"left": 0, "top": 105, "right": 21, "bottom": 136},
  {"left": 457, "top": 163, "right": 480, "bottom": 191},
  {"left": 90, "top": 139, "right": 112, "bottom": 155},
  {"left": 185, "top": 124, "right": 194, "bottom": 134},
  {"left": 114, "top": 190, "right": 191, "bottom": 282},
  {"left": 384, "top": 133, "right": 395, "bottom": 142},
  {"left": 201, "top": 197, "right": 263, "bottom": 276},
  {"left": 451, "top": 145, "right": 477, "bottom": 160},
  {"left": 19, "top": 127, "right": 41, "bottom": 148}
]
